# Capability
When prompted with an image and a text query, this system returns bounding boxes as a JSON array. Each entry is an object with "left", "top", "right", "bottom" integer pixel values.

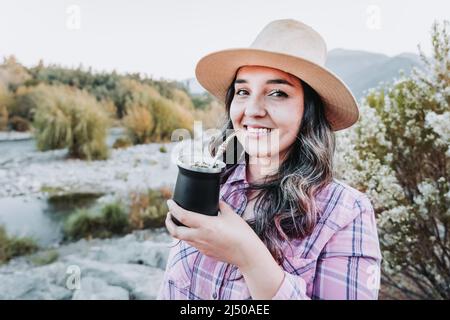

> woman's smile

[{"left": 244, "top": 125, "right": 273, "bottom": 138}]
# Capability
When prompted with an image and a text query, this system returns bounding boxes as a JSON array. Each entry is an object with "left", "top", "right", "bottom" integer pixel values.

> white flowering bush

[{"left": 335, "top": 21, "right": 449, "bottom": 299}]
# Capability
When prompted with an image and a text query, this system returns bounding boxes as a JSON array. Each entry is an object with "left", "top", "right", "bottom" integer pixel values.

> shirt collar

[{"left": 223, "top": 161, "right": 249, "bottom": 185}]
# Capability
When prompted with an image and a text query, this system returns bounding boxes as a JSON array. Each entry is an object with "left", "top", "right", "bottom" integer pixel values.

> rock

[
  {"left": 0, "top": 271, "right": 71, "bottom": 300},
  {"left": 84, "top": 238, "right": 171, "bottom": 270},
  {"left": 0, "top": 230, "right": 172, "bottom": 300},
  {"left": 64, "top": 257, "right": 164, "bottom": 300},
  {"left": 21, "top": 283, "right": 72, "bottom": 300},
  {"left": 72, "top": 277, "right": 129, "bottom": 300}
]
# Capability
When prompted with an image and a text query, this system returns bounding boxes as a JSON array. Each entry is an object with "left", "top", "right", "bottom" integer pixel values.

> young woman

[{"left": 157, "top": 19, "right": 381, "bottom": 300}]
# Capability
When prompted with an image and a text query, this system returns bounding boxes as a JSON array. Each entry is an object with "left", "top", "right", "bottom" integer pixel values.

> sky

[{"left": 1, "top": 0, "right": 448, "bottom": 80}]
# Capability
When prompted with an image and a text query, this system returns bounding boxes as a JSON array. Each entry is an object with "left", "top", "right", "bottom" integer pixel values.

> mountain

[
  {"left": 326, "top": 49, "right": 424, "bottom": 99},
  {"left": 184, "top": 49, "right": 424, "bottom": 100}
]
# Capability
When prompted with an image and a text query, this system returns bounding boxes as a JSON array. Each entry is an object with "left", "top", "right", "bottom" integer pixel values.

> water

[
  {"left": 0, "top": 129, "right": 124, "bottom": 247},
  {"left": 0, "top": 194, "right": 102, "bottom": 247},
  {"left": 0, "top": 196, "right": 62, "bottom": 246}
]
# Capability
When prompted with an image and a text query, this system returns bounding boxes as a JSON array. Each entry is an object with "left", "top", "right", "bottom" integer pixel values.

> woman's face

[{"left": 230, "top": 65, "right": 305, "bottom": 163}]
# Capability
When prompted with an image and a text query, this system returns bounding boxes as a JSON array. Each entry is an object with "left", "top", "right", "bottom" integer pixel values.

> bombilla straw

[{"left": 210, "top": 129, "right": 241, "bottom": 168}]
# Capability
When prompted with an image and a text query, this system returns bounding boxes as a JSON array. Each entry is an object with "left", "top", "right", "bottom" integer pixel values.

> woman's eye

[
  {"left": 269, "top": 90, "right": 288, "bottom": 98},
  {"left": 235, "top": 89, "right": 249, "bottom": 96}
]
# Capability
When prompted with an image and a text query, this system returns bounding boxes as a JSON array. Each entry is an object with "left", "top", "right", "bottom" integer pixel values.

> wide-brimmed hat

[{"left": 195, "top": 19, "right": 359, "bottom": 131}]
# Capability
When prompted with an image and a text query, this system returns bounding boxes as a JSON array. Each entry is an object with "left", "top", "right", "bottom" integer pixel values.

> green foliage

[
  {"left": 191, "top": 92, "right": 214, "bottom": 110},
  {"left": 335, "top": 21, "right": 450, "bottom": 299},
  {"left": 159, "top": 145, "right": 167, "bottom": 153},
  {"left": 101, "top": 202, "right": 130, "bottom": 235},
  {"left": 27, "top": 64, "right": 195, "bottom": 119},
  {"left": 32, "top": 84, "right": 110, "bottom": 160},
  {"left": 63, "top": 202, "right": 129, "bottom": 241},
  {"left": 62, "top": 187, "right": 174, "bottom": 241},
  {"left": 47, "top": 192, "right": 103, "bottom": 213},
  {"left": 129, "top": 186, "right": 172, "bottom": 229},
  {"left": 0, "top": 225, "right": 38, "bottom": 264},
  {"left": 29, "top": 250, "right": 59, "bottom": 266}
]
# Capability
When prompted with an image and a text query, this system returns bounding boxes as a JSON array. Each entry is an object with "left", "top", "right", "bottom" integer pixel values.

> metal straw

[{"left": 210, "top": 129, "right": 241, "bottom": 168}]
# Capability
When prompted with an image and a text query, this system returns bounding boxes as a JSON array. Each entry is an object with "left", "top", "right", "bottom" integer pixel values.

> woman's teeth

[{"left": 245, "top": 126, "right": 272, "bottom": 133}]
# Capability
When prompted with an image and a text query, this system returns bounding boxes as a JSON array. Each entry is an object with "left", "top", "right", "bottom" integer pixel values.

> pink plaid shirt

[{"left": 157, "top": 162, "right": 382, "bottom": 300}]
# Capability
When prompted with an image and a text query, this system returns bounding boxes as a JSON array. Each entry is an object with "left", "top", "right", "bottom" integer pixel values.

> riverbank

[
  {"left": 0, "top": 228, "right": 173, "bottom": 300},
  {"left": 0, "top": 141, "right": 178, "bottom": 198},
  {"left": 0, "top": 131, "right": 33, "bottom": 141}
]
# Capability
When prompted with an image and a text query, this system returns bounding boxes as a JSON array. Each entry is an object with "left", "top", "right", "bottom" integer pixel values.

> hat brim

[{"left": 195, "top": 48, "right": 360, "bottom": 131}]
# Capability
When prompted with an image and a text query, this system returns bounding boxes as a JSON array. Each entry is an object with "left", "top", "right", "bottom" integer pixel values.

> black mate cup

[{"left": 171, "top": 155, "right": 226, "bottom": 227}]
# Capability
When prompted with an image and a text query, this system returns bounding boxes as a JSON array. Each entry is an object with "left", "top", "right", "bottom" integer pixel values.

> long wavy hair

[{"left": 209, "top": 73, "right": 336, "bottom": 266}]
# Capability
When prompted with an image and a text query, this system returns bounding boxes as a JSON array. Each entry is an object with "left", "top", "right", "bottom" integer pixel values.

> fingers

[
  {"left": 167, "top": 199, "right": 211, "bottom": 228},
  {"left": 165, "top": 212, "right": 199, "bottom": 241}
]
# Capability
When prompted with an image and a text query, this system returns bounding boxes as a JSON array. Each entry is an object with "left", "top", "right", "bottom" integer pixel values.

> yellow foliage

[
  {"left": 33, "top": 84, "right": 110, "bottom": 160},
  {"left": 123, "top": 104, "right": 154, "bottom": 144}
]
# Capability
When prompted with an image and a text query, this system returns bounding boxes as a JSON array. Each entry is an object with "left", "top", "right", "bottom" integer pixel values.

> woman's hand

[{"left": 165, "top": 199, "right": 261, "bottom": 268}]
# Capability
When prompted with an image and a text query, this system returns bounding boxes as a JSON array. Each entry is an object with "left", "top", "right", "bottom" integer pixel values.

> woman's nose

[{"left": 244, "top": 97, "right": 267, "bottom": 117}]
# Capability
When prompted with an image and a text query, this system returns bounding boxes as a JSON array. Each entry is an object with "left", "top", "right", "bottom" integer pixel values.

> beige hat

[{"left": 195, "top": 19, "right": 359, "bottom": 131}]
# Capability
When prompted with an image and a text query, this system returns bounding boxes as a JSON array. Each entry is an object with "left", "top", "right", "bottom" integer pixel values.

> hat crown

[{"left": 250, "top": 19, "right": 327, "bottom": 66}]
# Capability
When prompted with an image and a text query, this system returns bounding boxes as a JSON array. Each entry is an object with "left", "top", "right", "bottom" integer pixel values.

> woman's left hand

[{"left": 165, "top": 199, "right": 260, "bottom": 268}]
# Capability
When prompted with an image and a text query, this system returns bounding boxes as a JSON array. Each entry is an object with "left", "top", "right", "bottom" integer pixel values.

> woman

[{"left": 157, "top": 19, "right": 381, "bottom": 300}]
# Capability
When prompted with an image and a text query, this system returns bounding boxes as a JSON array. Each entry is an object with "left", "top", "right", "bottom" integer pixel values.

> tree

[{"left": 335, "top": 21, "right": 449, "bottom": 299}]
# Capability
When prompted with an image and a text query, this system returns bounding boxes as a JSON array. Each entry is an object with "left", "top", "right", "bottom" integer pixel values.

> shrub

[
  {"left": 149, "top": 97, "right": 194, "bottom": 142},
  {"left": 0, "top": 56, "right": 31, "bottom": 91},
  {"left": 8, "top": 116, "right": 31, "bottom": 132},
  {"left": 115, "top": 78, "right": 160, "bottom": 119},
  {"left": 63, "top": 202, "right": 129, "bottom": 241},
  {"left": 101, "top": 202, "right": 130, "bottom": 235},
  {"left": 112, "top": 136, "right": 133, "bottom": 149},
  {"left": 33, "top": 84, "right": 110, "bottom": 160},
  {"left": 193, "top": 100, "right": 226, "bottom": 129},
  {"left": 29, "top": 250, "right": 59, "bottom": 266},
  {"left": 8, "top": 85, "right": 48, "bottom": 121},
  {"left": 47, "top": 192, "right": 103, "bottom": 213},
  {"left": 123, "top": 104, "right": 154, "bottom": 144},
  {"left": 0, "top": 105, "right": 7, "bottom": 131},
  {"left": 334, "top": 21, "right": 450, "bottom": 299},
  {"left": 171, "top": 88, "right": 195, "bottom": 110},
  {"left": 159, "top": 145, "right": 167, "bottom": 153},
  {"left": 129, "top": 186, "right": 172, "bottom": 229},
  {"left": 0, "top": 84, "right": 11, "bottom": 130},
  {"left": 191, "top": 92, "right": 213, "bottom": 110},
  {"left": 0, "top": 225, "right": 38, "bottom": 264},
  {"left": 121, "top": 80, "right": 194, "bottom": 144}
]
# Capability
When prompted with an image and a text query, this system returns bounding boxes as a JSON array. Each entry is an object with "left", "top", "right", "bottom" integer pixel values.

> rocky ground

[
  {"left": 0, "top": 141, "right": 179, "bottom": 198},
  {"left": 0, "top": 228, "right": 173, "bottom": 300}
]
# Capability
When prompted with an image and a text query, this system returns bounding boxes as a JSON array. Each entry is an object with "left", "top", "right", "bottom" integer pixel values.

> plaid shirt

[{"left": 157, "top": 163, "right": 382, "bottom": 300}]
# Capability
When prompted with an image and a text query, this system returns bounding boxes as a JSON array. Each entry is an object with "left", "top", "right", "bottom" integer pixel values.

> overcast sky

[{"left": 1, "top": 0, "right": 448, "bottom": 80}]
